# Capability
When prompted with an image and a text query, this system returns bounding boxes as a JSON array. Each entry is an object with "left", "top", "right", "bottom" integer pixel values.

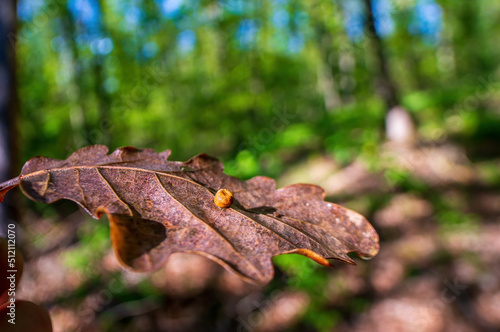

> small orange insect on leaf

[{"left": 214, "top": 189, "right": 234, "bottom": 208}]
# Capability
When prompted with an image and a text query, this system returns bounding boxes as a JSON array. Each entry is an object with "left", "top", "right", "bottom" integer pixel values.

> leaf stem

[{"left": 0, "top": 177, "right": 20, "bottom": 192}]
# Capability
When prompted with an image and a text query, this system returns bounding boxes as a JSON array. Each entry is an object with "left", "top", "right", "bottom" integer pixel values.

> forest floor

[{"left": 14, "top": 140, "right": 500, "bottom": 332}]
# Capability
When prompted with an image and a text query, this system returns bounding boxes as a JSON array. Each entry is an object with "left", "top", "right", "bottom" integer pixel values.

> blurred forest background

[{"left": 1, "top": 0, "right": 500, "bottom": 331}]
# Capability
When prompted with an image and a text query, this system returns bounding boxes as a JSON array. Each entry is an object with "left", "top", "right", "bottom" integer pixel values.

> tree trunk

[
  {"left": 311, "top": 1, "right": 341, "bottom": 111},
  {"left": 363, "top": 0, "right": 399, "bottom": 109},
  {"left": 0, "top": 0, "right": 18, "bottom": 236}
]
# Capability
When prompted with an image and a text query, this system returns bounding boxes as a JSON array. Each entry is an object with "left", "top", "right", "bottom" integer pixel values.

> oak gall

[{"left": 214, "top": 189, "right": 234, "bottom": 208}]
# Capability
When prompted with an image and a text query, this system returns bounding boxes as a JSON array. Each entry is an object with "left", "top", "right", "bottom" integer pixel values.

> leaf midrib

[{"left": 20, "top": 164, "right": 337, "bottom": 261}]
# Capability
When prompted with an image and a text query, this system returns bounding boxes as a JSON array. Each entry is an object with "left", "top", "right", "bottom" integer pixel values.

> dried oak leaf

[{"left": 0, "top": 145, "right": 379, "bottom": 285}]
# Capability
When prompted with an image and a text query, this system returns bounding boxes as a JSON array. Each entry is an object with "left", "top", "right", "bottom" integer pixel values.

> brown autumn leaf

[{"left": 0, "top": 145, "right": 379, "bottom": 285}]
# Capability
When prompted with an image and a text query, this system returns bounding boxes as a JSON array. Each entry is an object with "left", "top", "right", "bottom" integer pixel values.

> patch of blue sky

[
  {"left": 90, "top": 37, "right": 114, "bottom": 55},
  {"left": 272, "top": 9, "right": 290, "bottom": 28},
  {"left": 372, "top": 0, "right": 394, "bottom": 37},
  {"left": 159, "top": 0, "right": 184, "bottom": 17},
  {"left": 236, "top": 19, "right": 259, "bottom": 49},
  {"left": 67, "top": 0, "right": 102, "bottom": 35},
  {"left": 218, "top": 0, "right": 246, "bottom": 15},
  {"left": 341, "top": 0, "right": 365, "bottom": 42},
  {"left": 409, "top": 0, "right": 442, "bottom": 43},
  {"left": 341, "top": 0, "right": 394, "bottom": 41},
  {"left": 125, "top": 6, "right": 143, "bottom": 29},
  {"left": 17, "top": 0, "right": 45, "bottom": 21},
  {"left": 177, "top": 30, "right": 196, "bottom": 53},
  {"left": 142, "top": 41, "right": 159, "bottom": 58},
  {"left": 288, "top": 32, "right": 304, "bottom": 54}
]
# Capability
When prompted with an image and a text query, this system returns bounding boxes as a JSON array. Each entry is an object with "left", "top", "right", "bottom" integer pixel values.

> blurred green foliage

[
  {"left": 13, "top": 0, "right": 500, "bottom": 330},
  {"left": 16, "top": 0, "right": 500, "bottom": 171},
  {"left": 62, "top": 220, "right": 110, "bottom": 273}
]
